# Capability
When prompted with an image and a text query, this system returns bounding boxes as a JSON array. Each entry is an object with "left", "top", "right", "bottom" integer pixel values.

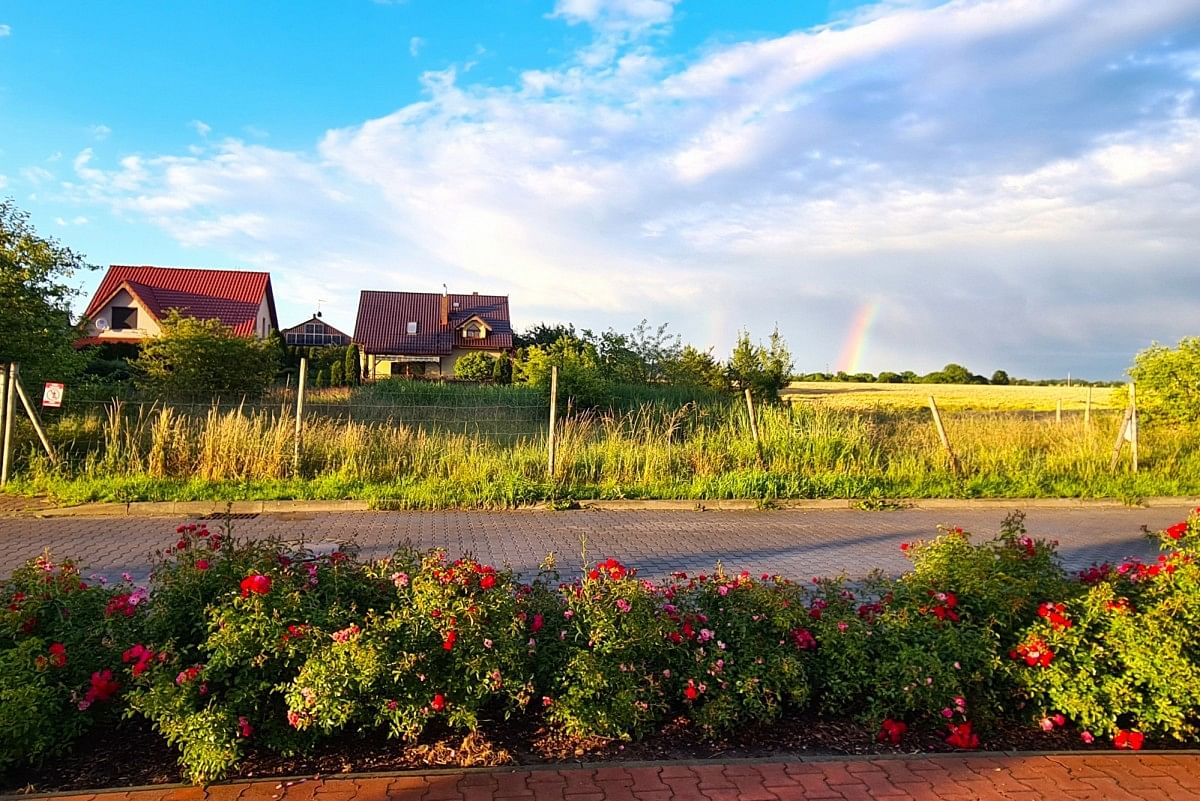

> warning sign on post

[{"left": 42, "top": 382, "right": 64, "bottom": 408}]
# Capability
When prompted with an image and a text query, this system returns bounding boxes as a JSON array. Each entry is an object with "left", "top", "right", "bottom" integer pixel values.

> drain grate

[{"left": 197, "top": 512, "right": 260, "bottom": 520}]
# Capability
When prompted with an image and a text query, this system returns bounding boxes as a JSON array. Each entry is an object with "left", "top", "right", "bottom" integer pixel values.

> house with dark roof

[
  {"left": 282, "top": 315, "right": 350, "bottom": 347},
  {"left": 78, "top": 266, "right": 278, "bottom": 346},
  {"left": 353, "top": 289, "right": 513, "bottom": 379}
]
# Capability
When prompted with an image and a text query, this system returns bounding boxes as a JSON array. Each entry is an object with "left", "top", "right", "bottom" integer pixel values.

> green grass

[{"left": 5, "top": 389, "right": 1198, "bottom": 506}]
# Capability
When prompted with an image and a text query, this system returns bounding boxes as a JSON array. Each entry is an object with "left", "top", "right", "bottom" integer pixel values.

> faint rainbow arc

[{"left": 836, "top": 301, "right": 880, "bottom": 374}]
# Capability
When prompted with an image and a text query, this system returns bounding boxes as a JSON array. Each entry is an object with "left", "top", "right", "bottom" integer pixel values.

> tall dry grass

[{"left": 20, "top": 398, "right": 1200, "bottom": 504}]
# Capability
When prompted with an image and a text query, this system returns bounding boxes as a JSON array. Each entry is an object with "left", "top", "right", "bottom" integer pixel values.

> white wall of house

[
  {"left": 87, "top": 288, "right": 161, "bottom": 340},
  {"left": 255, "top": 295, "right": 273, "bottom": 339}
]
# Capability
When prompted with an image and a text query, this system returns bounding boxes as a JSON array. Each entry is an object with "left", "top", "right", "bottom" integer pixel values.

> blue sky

[{"left": 2, "top": 0, "right": 1198, "bottom": 379}]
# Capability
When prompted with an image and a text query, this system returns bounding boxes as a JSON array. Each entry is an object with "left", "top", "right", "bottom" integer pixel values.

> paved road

[{"left": 0, "top": 505, "right": 1191, "bottom": 582}]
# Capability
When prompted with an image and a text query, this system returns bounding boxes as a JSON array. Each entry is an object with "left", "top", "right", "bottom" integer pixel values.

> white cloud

[
  {"left": 409, "top": 36, "right": 424, "bottom": 57},
  {"left": 0, "top": 24, "right": 11, "bottom": 37},
  {"left": 89, "top": 124, "right": 112, "bottom": 140},
  {"left": 62, "top": 0, "right": 1200, "bottom": 377},
  {"left": 190, "top": 120, "right": 212, "bottom": 137},
  {"left": 551, "top": 0, "right": 679, "bottom": 32},
  {"left": 0, "top": 174, "right": 6, "bottom": 190}
]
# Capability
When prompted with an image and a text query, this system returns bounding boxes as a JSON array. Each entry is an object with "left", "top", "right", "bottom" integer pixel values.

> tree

[
  {"left": 330, "top": 360, "right": 345, "bottom": 387},
  {"left": 991, "top": 370, "right": 1010, "bottom": 386},
  {"left": 454, "top": 351, "right": 495, "bottom": 381},
  {"left": 514, "top": 336, "right": 610, "bottom": 407},
  {"left": 133, "top": 312, "right": 280, "bottom": 398},
  {"left": 344, "top": 344, "right": 361, "bottom": 387},
  {"left": 315, "top": 368, "right": 327, "bottom": 388},
  {"left": 726, "top": 327, "right": 793, "bottom": 400},
  {"left": 1128, "top": 337, "right": 1200, "bottom": 424},
  {"left": 0, "top": 199, "right": 94, "bottom": 386},
  {"left": 663, "top": 345, "right": 726, "bottom": 391},
  {"left": 515, "top": 323, "right": 579, "bottom": 349},
  {"left": 491, "top": 352, "right": 513, "bottom": 384}
]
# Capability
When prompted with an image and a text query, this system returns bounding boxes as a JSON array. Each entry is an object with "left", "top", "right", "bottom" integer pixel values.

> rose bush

[{"left": 3, "top": 510, "right": 1200, "bottom": 783}]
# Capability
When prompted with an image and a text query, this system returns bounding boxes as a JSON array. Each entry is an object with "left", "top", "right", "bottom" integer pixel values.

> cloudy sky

[{"left": 2, "top": 0, "right": 1198, "bottom": 379}]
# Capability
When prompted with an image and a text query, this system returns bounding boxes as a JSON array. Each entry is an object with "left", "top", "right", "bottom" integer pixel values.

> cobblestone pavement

[
  {"left": 0, "top": 506, "right": 1191, "bottom": 582},
  {"left": 16, "top": 754, "right": 1200, "bottom": 801}
]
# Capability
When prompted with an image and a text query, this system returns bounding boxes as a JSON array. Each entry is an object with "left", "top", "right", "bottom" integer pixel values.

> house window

[
  {"left": 111, "top": 306, "right": 137, "bottom": 330},
  {"left": 464, "top": 324, "right": 483, "bottom": 339},
  {"left": 406, "top": 321, "right": 418, "bottom": 335},
  {"left": 305, "top": 323, "right": 321, "bottom": 334}
]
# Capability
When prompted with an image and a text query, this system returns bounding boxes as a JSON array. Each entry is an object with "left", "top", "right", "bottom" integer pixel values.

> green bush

[
  {"left": 1128, "top": 337, "right": 1200, "bottom": 424},
  {"left": 0, "top": 554, "right": 145, "bottom": 771},
  {"left": 133, "top": 312, "right": 280, "bottom": 398},
  {"left": 1012, "top": 509, "right": 1200, "bottom": 743},
  {"left": 454, "top": 351, "right": 496, "bottom": 381}
]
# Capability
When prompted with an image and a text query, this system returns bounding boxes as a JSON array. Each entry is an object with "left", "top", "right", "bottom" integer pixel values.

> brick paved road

[
  {"left": 0, "top": 506, "right": 1191, "bottom": 582},
  {"left": 20, "top": 755, "right": 1200, "bottom": 801}
]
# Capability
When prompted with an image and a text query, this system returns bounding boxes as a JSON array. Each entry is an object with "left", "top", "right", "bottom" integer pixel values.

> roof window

[{"left": 406, "top": 321, "right": 418, "bottom": 335}]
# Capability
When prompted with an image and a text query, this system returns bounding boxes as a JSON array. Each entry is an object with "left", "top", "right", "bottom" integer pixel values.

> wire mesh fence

[{"left": 5, "top": 378, "right": 551, "bottom": 479}]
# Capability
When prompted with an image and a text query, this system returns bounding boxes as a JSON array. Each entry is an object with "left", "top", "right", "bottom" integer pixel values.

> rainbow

[{"left": 836, "top": 301, "right": 879, "bottom": 374}]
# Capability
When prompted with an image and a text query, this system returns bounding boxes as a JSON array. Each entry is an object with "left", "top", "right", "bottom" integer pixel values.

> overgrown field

[
  {"left": 4, "top": 385, "right": 1197, "bottom": 505},
  {"left": 782, "top": 381, "right": 1122, "bottom": 412}
]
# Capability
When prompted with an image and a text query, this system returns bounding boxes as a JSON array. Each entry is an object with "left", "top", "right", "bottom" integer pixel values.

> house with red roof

[
  {"left": 78, "top": 266, "right": 278, "bottom": 346},
  {"left": 353, "top": 289, "right": 513, "bottom": 379}
]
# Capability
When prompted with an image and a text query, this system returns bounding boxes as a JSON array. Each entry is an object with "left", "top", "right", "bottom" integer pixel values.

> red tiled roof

[
  {"left": 353, "top": 291, "right": 513, "bottom": 355},
  {"left": 83, "top": 266, "right": 277, "bottom": 337}
]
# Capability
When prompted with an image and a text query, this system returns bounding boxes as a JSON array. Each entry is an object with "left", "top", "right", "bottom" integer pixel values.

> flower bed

[{"left": 2, "top": 510, "right": 1199, "bottom": 786}]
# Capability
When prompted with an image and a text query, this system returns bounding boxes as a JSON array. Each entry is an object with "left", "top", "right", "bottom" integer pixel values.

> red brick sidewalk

[{"left": 20, "top": 754, "right": 1200, "bottom": 801}]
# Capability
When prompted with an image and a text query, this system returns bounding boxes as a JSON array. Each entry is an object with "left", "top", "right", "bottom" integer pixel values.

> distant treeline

[{"left": 793, "top": 364, "right": 1121, "bottom": 387}]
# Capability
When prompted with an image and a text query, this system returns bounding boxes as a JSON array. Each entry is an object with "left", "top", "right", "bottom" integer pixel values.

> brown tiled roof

[
  {"left": 83, "top": 266, "right": 277, "bottom": 337},
  {"left": 281, "top": 316, "right": 351, "bottom": 340},
  {"left": 353, "top": 291, "right": 513, "bottom": 355}
]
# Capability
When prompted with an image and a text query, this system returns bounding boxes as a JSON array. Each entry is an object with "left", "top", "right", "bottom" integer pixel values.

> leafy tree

[
  {"left": 877, "top": 371, "right": 902, "bottom": 383},
  {"left": 1128, "top": 337, "right": 1200, "bottom": 424},
  {"left": 663, "top": 345, "right": 726, "bottom": 391},
  {"left": 133, "top": 312, "right": 280, "bottom": 398},
  {"left": 330, "top": 360, "right": 344, "bottom": 387},
  {"left": 315, "top": 368, "right": 327, "bottom": 388},
  {"left": 454, "top": 351, "right": 495, "bottom": 381},
  {"left": 514, "top": 336, "right": 610, "bottom": 407},
  {"left": 515, "top": 323, "right": 579, "bottom": 349},
  {"left": 726, "top": 327, "right": 793, "bottom": 400},
  {"left": 0, "top": 199, "right": 94, "bottom": 386},
  {"left": 991, "top": 370, "right": 1010, "bottom": 386}
]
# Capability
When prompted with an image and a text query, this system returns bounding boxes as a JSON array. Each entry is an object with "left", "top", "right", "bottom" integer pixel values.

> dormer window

[
  {"left": 406, "top": 321, "right": 418, "bottom": 335},
  {"left": 111, "top": 306, "right": 138, "bottom": 330},
  {"left": 463, "top": 324, "right": 483, "bottom": 339}
]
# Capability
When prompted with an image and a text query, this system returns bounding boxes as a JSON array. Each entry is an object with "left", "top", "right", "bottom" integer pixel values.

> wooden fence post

[
  {"left": 744, "top": 388, "right": 764, "bottom": 465},
  {"left": 293, "top": 357, "right": 307, "bottom": 475},
  {"left": 1129, "top": 383, "right": 1138, "bottom": 472},
  {"left": 0, "top": 365, "right": 8, "bottom": 486},
  {"left": 1109, "top": 403, "right": 1133, "bottom": 471},
  {"left": 547, "top": 366, "right": 558, "bottom": 477},
  {"left": 1, "top": 363, "right": 15, "bottom": 486},
  {"left": 927, "top": 396, "right": 961, "bottom": 477},
  {"left": 13, "top": 370, "right": 56, "bottom": 464}
]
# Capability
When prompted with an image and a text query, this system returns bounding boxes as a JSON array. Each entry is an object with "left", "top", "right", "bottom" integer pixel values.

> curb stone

[{"left": 19, "top": 496, "right": 1200, "bottom": 519}]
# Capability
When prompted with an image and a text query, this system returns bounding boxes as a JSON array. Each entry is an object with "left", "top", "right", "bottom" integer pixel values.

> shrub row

[{"left": 2, "top": 510, "right": 1199, "bottom": 783}]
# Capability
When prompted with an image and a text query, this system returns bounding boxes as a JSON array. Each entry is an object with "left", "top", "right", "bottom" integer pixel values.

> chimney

[{"left": 439, "top": 288, "right": 449, "bottom": 327}]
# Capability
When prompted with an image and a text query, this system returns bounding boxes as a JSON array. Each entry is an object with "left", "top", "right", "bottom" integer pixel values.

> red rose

[
  {"left": 1166, "top": 522, "right": 1187, "bottom": 540},
  {"left": 196, "top": 559, "right": 210, "bottom": 571},
  {"left": 684, "top": 682, "right": 699, "bottom": 701},
  {"left": 431, "top": 693, "right": 447, "bottom": 712},
  {"left": 1114, "top": 729, "right": 1144, "bottom": 750},
  {"left": 531, "top": 613, "right": 544, "bottom": 633},
  {"left": 442, "top": 630, "right": 457, "bottom": 651},
  {"left": 48, "top": 642, "right": 67, "bottom": 669},
  {"left": 480, "top": 574, "right": 496, "bottom": 589},
  {"left": 240, "top": 574, "right": 272, "bottom": 597},
  {"left": 946, "top": 721, "right": 979, "bottom": 749}
]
